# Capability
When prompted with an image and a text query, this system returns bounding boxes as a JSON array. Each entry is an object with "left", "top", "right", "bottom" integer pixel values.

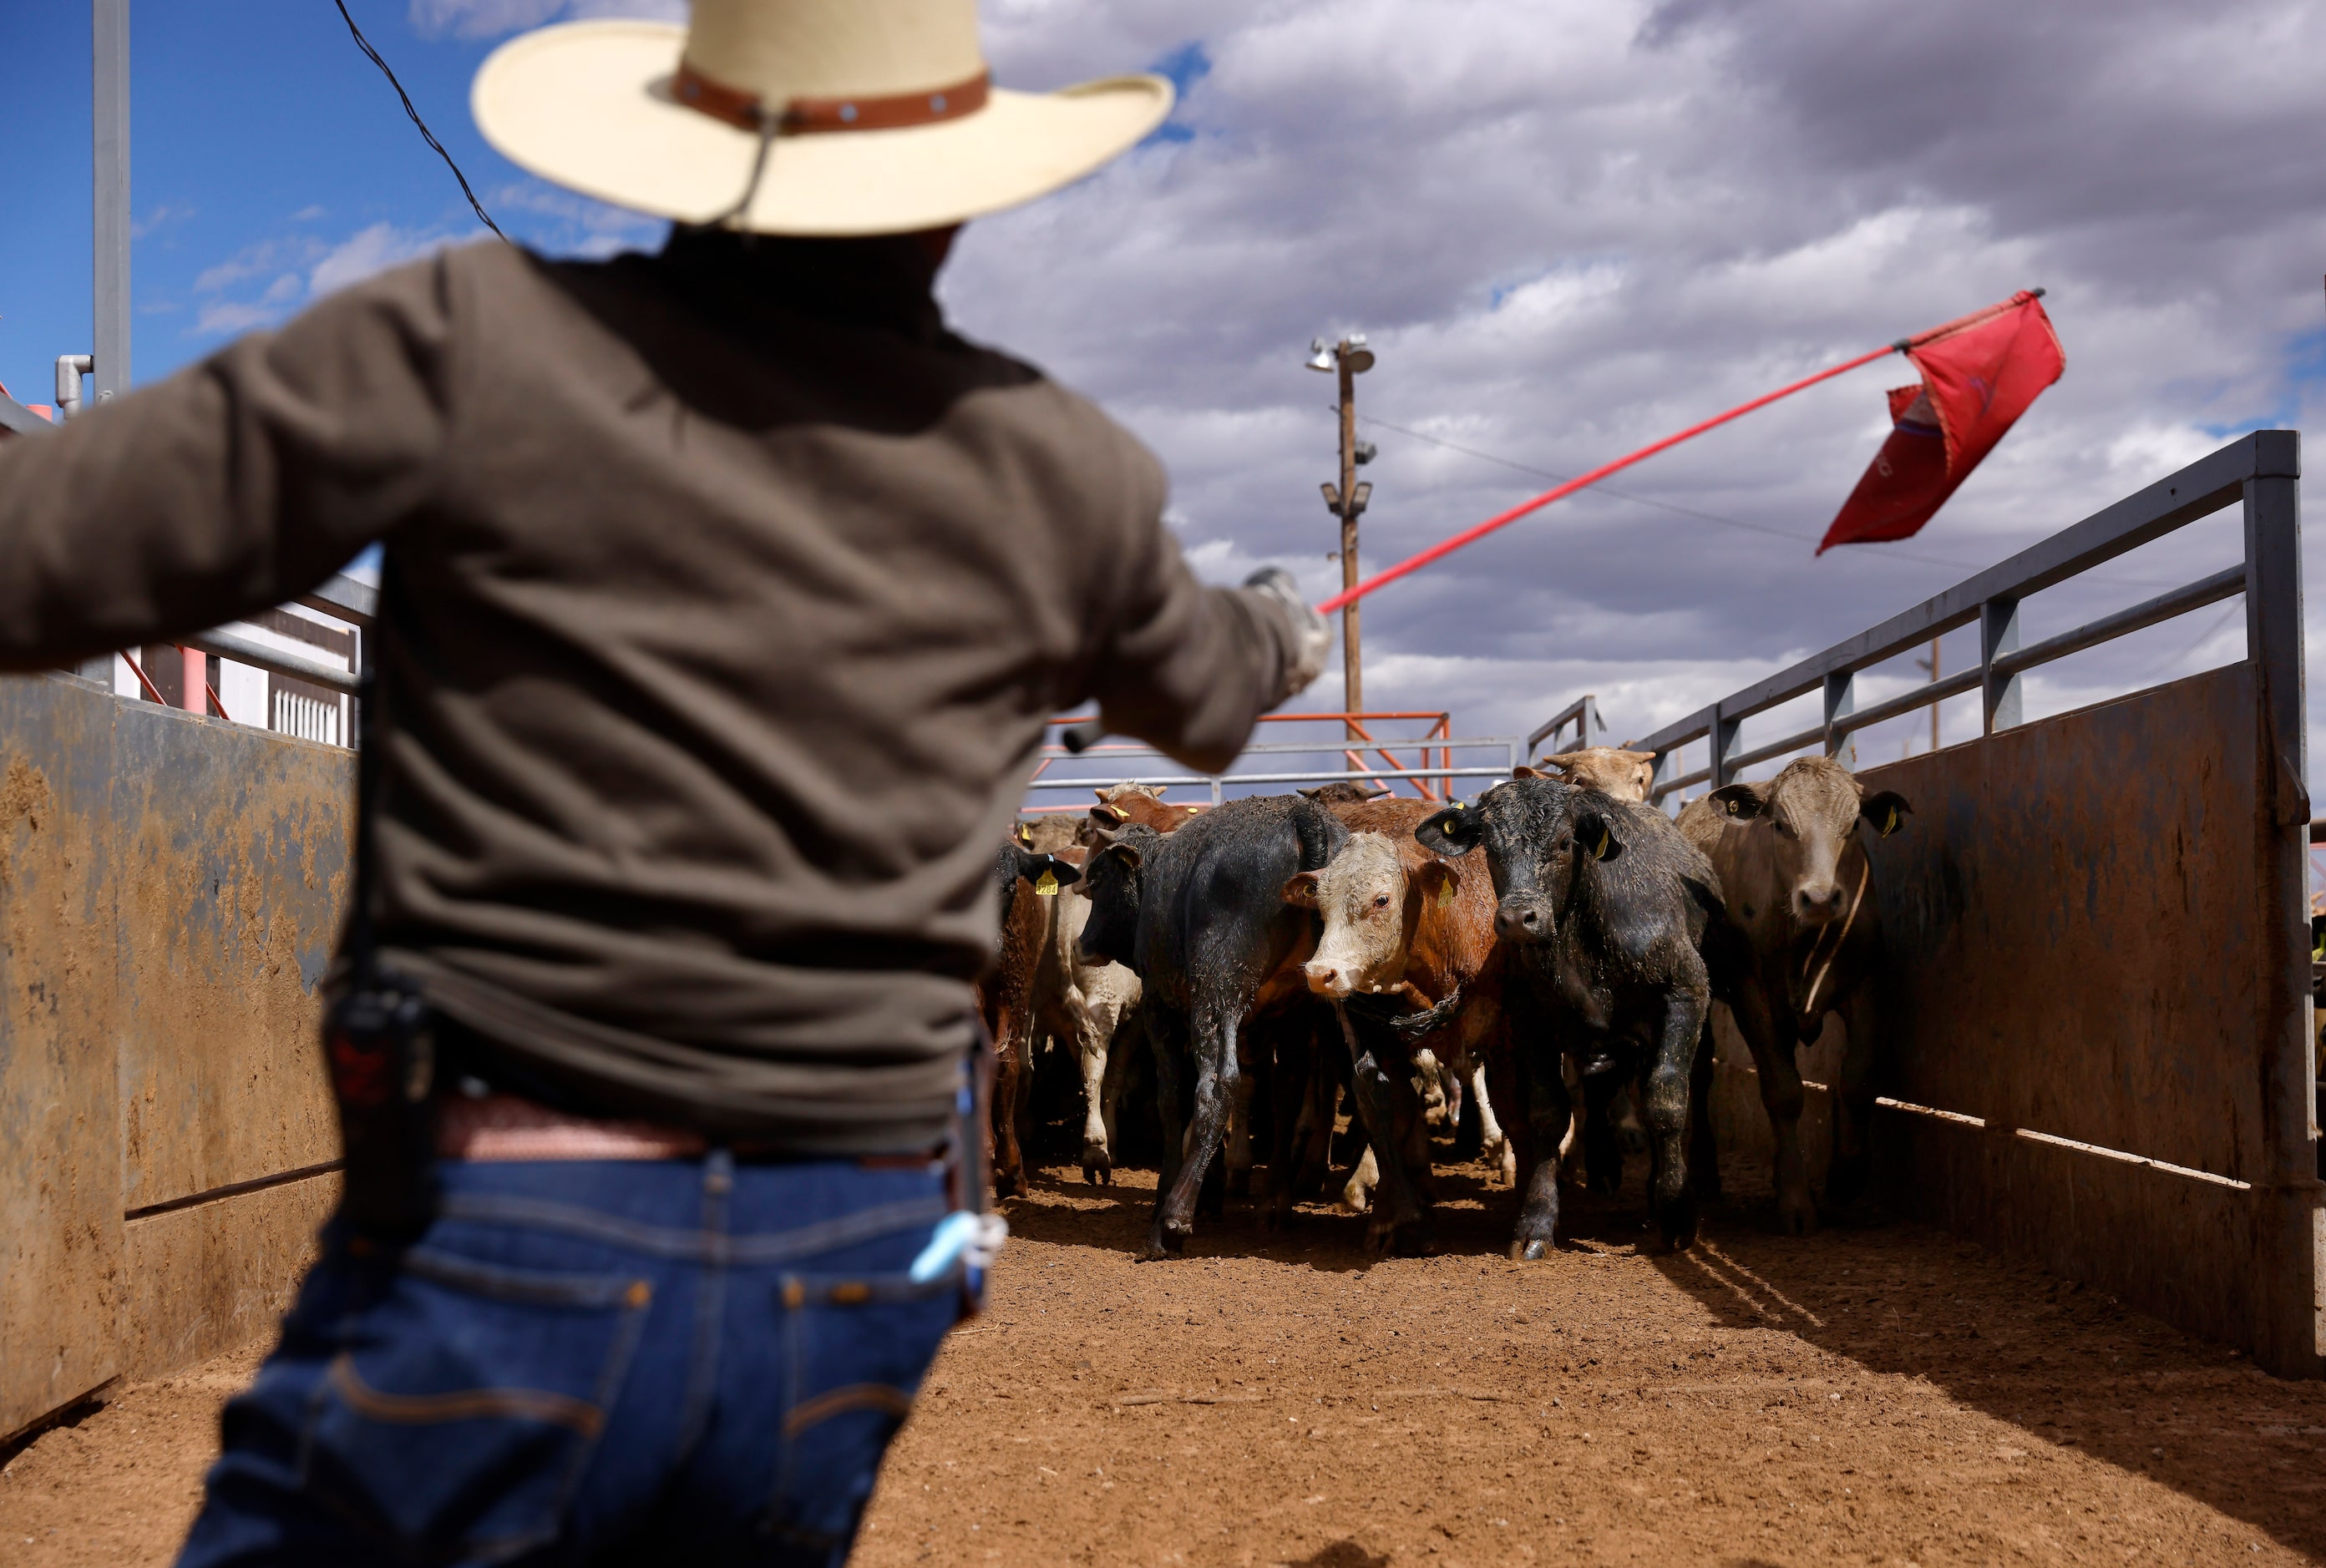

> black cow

[
  {"left": 1416, "top": 777, "right": 1722, "bottom": 1258},
  {"left": 1079, "top": 797, "right": 1348, "bottom": 1258}
]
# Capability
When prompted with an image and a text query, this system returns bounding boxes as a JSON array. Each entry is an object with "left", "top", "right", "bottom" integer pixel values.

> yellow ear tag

[
  {"left": 1590, "top": 826, "right": 1613, "bottom": 860},
  {"left": 1035, "top": 870, "right": 1060, "bottom": 896},
  {"left": 1436, "top": 879, "right": 1456, "bottom": 909},
  {"left": 1881, "top": 807, "right": 1900, "bottom": 837}
]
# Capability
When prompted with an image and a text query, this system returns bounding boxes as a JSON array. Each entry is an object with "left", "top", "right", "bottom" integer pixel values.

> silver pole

[{"left": 92, "top": 0, "right": 130, "bottom": 402}]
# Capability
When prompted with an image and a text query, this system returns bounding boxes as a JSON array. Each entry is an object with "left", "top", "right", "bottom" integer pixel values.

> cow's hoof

[
  {"left": 992, "top": 1171, "right": 1022, "bottom": 1201},
  {"left": 1658, "top": 1199, "right": 1700, "bottom": 1253},
  {"left": 1390, "top": 1222, "right": 1437, "bottom": 1258},
  {"left": 1776, "top": 1197, "right": 1817, "bottom": 1237},
  {"left": 1513, "top": 1238, "right": 1549, "bottom": 1262}
]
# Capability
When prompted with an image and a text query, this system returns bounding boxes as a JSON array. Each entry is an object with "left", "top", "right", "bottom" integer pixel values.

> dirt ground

[{"left": 8, "top": 1156, "right": 2326, "bottom": 1567}]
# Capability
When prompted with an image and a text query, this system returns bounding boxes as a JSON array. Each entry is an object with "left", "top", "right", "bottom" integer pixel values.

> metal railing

[
  {"left": 1633, "top": 432, "right": 2297, "bottom": 805},
  {"left": 1526, "top": 694, "right": 1606, "bottom": 758},
  {"left": 1025, "top": 711, "right": 1520, "bottom": 811}
]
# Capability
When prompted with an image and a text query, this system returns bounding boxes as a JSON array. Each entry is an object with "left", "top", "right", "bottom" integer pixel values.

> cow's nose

[
  {"left": 1795, "top": 883, "right": 1844, "bottom": 920},
  {"left": 1494, "top": 903, "right": 1543, "bottom": 941},
  {"left": 1305, "top": 964, "right": 1347, "bottom": 997}
]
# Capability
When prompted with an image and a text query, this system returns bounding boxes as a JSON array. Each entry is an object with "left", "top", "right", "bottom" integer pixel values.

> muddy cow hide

[
  {"left": 1675, "top": 756, "right": 1908, "bottom": 1234},
  {"left": 978, "top": 840, "right": 1082, "bottom": 1200},
  {"left": 1417, "top": 777, "right": 1722, "bottom": 1258},
  {"left": 1077, "top": 797, "right": 1347, "bottom": 1258}
]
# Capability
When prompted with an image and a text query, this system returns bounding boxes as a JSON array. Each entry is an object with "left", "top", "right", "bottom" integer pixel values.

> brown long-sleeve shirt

[{"left": 0, "top": 231, "right": 1296, "bottom": 1152}]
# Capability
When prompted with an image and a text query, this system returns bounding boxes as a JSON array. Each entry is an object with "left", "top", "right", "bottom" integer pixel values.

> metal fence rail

[
  {"left": 1630, "top": 432, "right": 2297, "bottom": 803},
  {"left": 1026, "top": 712, "right": 1521, "bottom": 810}
]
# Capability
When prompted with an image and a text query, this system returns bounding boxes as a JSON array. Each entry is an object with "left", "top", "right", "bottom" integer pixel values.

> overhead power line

[{"left": 332, "top": 0, "right": 507, "bottom": 241}]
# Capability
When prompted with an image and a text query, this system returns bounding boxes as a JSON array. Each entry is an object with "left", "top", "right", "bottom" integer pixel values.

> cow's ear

[
  {"left": 1013, "top": 821, "right": 1034, "bottom": 847},
  {"left": 1708, "top": 782, "right": 1767, "bottom": 820},
  {"left": 1281, "top": 870, "right": 1322, "bottom": 908},
  {"left": 1536, "top": 751, "right": 1579, "bottom": 774},
  {"left": 1094, "top": 841, "right": 1143, "bottom": 874},
  {"left": 1416, "top": 858, "right": 1462, "bottom": 909},
  {"left": 1860, "top": 790, "right": 1912, "bottom": 837},
  {"left": 1414, "top": 804, "right": 1481, "bottom": 857},
  {"left": 1574, "top": 811, "right": 1624, "bottom": 862},
  {"left": 1296, "top": 785, "right": 1323, "bottom": 801},
  {"left": 1511, "top": 765, "right": 1547, "bottom": 781},
  {"left": 1040, "top": 853, "right": 1082, "bottom": 888}
]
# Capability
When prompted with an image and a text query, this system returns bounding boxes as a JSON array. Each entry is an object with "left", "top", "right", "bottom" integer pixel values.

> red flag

[{"left": 1817, "top": 291, "right": 2065, "bottom": 554}]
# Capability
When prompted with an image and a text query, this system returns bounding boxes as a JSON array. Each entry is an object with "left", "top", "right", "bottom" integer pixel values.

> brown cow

[
  {"left": 1534, "top": 746, "right": 1657, "bottom": 802},
  {"left": 1086, "top": 783, "right": 1200, "bottom": 839},
  {"left": 977, "top": 840, "right": 1082, "bottom": 1199},
  {"left": 1676, "top": 756, "right": 1909, "bottom": 1232},
  {"left": 1297, "top": 781, "right": 1392, "bottom": 806},
  {"left": 1280, "top": 797, "right": 1518, "bottom": 1242}
]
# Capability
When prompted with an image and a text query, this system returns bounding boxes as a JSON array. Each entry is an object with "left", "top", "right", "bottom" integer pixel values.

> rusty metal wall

[
  {"left": 1705, "top": 664, "right": 2323, "bottom": 1374},
  {"left": 0, "top": 672, "right": 351, "bottom": 1441}
]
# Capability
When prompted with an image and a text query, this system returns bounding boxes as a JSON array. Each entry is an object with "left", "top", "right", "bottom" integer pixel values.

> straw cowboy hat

[{"left": 472, "top": 0, "right": 1173, "bottom": 236}]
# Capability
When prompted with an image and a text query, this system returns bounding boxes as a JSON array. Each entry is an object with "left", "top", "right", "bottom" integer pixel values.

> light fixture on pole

[{"left": 1304, "top": 332, "right": 1377, "bottom": 738}]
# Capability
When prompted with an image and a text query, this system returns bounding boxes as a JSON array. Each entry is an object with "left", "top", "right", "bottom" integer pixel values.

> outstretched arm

[{"left": 0, "top": 255, "right": 459, "bottom": 670}]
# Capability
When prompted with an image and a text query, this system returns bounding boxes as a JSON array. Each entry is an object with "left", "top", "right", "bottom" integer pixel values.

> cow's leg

[
  {"left": 1827, "top": 984, "right": 1880, "bottom": 1208},
  {"left": 1642, "top": 989, "right": 1707, "bottom": 1251},
  {"left": 1264, "top": 1017, "right": 1318, "bottom": 1229},
  {"left": 1510, "top": 1024, "right": 1573, "bottom": 1261},
  {"left": 1732, "top": 977, "right": 1812, "bottom": 1234},
  {"left": 1334, "top": 1004, "right": 1432, "bottom": 1255},
  {"left": 990, "top": 1002, "right": 1031, "bottom": 1199},
  {"left": 1579, "top": 1060, "right": 1626, "bottom": 1196},
  {"left": 1224, "top": 1065, "right": 1256, "bottom": 1199},
  {"left": 1071, "top": 994, "right": 1114, "bottom": 1186},
  {"left": 1689, "top": 1012, "right": 1723, "bottom": 1201},
  {"left": 1148, "top": 1003, "right": 1239, "bottom": 1258},
  {"left": 1288, "top": 1045, "right": 1340, "bottom": 1204},
  {"left": 1098, "top": 1002, "right": 1139, "bottom": 1180},
  {"left": 1340, "top": 1144, "right": 1378, "bottom": 1215},
  {"left": 1472, "top": 1058, "right": 1517, "bottom": 1187},
  {"left": 1147, "top": 1004, "right": 1191, "bottom": 1200}
]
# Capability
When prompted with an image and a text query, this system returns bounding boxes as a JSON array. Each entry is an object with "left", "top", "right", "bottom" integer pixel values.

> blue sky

[{"left": 0, "top": 2, "right": 644, "bottom": 406}]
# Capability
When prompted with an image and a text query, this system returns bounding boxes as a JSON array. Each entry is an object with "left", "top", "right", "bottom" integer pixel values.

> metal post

[
  {"left": 1822, "top": 670, "right": 1856, "bottom": 766},
  {"left": 1337, "top": 354, "right": 1361, "bottom": 740},
  {"left": 1980, "top": 597, "right": 2022, "bottom": 735},
  {"left": 2238, "top": 432, "right": 2320, "bottom": 1373},
  {"left": 92, "top": 0, "right": 130, "bottom": 402},
  {"left": 1710, "top": 711, "right": 1741, "bottom": 788}
]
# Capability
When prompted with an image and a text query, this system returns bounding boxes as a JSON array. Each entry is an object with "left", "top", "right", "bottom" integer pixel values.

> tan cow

[
  {"left": 1676, "top": 756, "right": 1909, "bottom": 1233},
  {"left": 1535, "top": 746, "right": 1657, "bottom": 802},
  {"left": 1016, "top": 818, "right": 1143, "bottom": 1183},
  {"left": 1086, "top": 783, "right": 1200, "bottom": 838}
]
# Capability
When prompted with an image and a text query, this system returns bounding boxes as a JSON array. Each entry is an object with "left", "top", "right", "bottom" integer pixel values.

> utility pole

[
  {"left": 93, "top": 0, "right": 130, "bottom": 402},
  {"left": 1306, "top": 333, "right": 1376, "bottom": 740}
]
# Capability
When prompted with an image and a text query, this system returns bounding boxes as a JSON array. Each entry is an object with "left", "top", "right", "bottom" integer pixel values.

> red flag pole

[
  {"left": 1315, "top": 346, "right": 1894, "bottom": 615},
  {"left": 1311, "top": 290, "right": 2045, "bottom": 616}
]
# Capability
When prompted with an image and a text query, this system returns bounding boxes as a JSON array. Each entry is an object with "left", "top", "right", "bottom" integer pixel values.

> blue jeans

[{"left": 177, "top": 1151, "right": 963, "bottom": 1566}]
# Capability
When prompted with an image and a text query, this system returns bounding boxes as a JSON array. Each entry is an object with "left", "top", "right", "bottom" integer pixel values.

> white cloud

[
  {"left": 309, "top": 222, "right": 449, "bottom": 297},
  {"left": 919, "top": 0, "right": 2326, "bottom": 776}
]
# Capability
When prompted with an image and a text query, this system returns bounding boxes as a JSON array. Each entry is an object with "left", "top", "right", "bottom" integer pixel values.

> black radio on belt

[
  {"left": 327, "top": 666, "right": 441, "bottom": 1242},
  {"left": 326, "top": 964, "right": 440, "bottom": 1240}
]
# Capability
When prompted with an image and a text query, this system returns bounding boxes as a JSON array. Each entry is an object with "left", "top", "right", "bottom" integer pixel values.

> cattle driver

[{"left": 0, "top": 0, "right": 1328, "bottom": 1560}]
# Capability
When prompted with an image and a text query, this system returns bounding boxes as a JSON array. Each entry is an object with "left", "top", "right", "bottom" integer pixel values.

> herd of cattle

[{"left": 983, "top": 745, "right": 1913, "bottom": 1262}]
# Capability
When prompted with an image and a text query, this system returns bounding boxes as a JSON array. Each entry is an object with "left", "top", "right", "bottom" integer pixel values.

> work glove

[{"left": 1243, "top": 566, "right": 1332, "bottom": 707}]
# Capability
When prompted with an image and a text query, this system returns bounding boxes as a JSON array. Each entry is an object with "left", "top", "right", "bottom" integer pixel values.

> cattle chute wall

[{"left": 1634, "top": 431, "right": 2322, "bottom": 1377}]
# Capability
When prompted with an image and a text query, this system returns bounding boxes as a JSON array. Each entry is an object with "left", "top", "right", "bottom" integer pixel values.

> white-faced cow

[
  {"left": 1416, "top": 777, "right": 1725, "bottom": 1258},
  {"left": 1675, "top": 756, "right": 1908, "bottom": 1233}
]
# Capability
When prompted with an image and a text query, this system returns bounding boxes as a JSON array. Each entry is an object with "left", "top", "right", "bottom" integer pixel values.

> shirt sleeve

[
  {"left": 1081, "top": 439, "right": 1300, "bottom": 776},
  {"left": 0, "top": 251, "right": 461, "bottom": 671}
]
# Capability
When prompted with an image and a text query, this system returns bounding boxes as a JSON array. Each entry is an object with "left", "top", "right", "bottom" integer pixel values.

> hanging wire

[{"left": 332, "top": 0, "right": 507, "bottom": 241}]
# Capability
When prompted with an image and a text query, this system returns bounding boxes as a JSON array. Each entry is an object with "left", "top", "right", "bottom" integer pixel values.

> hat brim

[{"left": 473, "top": 20, "right": 1173, "bottom": 236}]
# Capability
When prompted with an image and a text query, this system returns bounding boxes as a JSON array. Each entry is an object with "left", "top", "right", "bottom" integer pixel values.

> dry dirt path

[{"left": 7, "top": 1157, "right": 2325, "bottom": 1566}]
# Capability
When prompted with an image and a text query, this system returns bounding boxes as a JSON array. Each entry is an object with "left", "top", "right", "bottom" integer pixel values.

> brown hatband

[{"left": 672, "top": 63, "right": 991, "bottom": 134}]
